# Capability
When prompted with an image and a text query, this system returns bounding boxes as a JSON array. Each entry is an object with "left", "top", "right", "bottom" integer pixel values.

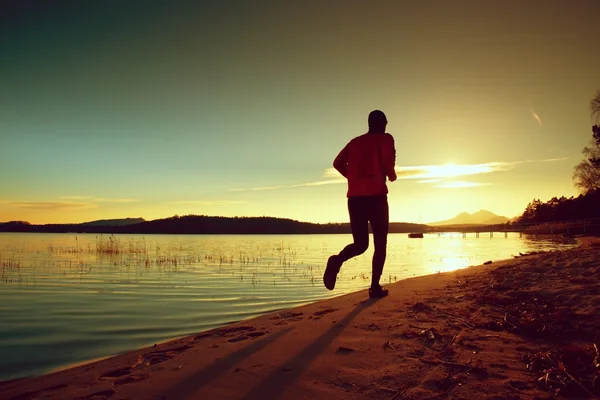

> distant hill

[
  {"left": 0, "top": 215, "right": 428, "bottom": 235},
  {"left": 79, "top": 218, "right": 145, "bottom": 227},
  {"left": 428, "top": 210, "right": 509, "bottom": 226}
]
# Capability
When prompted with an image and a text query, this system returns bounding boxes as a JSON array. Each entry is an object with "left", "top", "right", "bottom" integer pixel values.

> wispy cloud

[
  {"left": 324, "top": 162, "right": 517, "bottom": 181},
  {"left": 232, "top": 158, "right": 568, "bottom": 192},
  {"left": 168, "top": 200, "right": 247, "bottom": 205},
  {"left": 531, "top": 108, "right": 543, "bottom": 127},
  {"left": 60, "top": 196, "right": 92, "bottom": 200},
  {"left": 231, "top": 179, "right": 345, "bottom": 192},
  {"left": 435, "top": 181, "right": 492, "bottom": 189},
  {"left": 93, "top": 198, "right": 140, "bottom": 203},
  {"left": 60, "top": 196, "right": 139, "bottom": 203},
  {"left": 537, "top": 157, "right": 570, "bottom": 163},
  {"left": 10, "top": 201, "right": 97, "bottom": 211},
  {"left": 5, "top": 197, "right": 140, "bottom": 211},
  {"left": 395, "top": 158, "right": 568, "bottom": 181},
  {"left": 323, "top": 169, "right": 342, "bottom": 179}
]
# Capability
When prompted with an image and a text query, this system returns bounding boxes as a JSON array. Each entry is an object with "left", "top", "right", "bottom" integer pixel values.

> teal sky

[{"left": 1, "top": 1, "right": 599, "bottom": 224}]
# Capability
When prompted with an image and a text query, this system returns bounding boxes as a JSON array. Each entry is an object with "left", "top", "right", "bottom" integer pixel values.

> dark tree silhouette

[
  {"left": 572, "top": 138, "right": 600, "bottom": 193},
  {"left": 573, "top": 92, "right": 600, "bottom": 193},
  {"left": 518, "top": 191, "right": 600, "bottom": 224}
]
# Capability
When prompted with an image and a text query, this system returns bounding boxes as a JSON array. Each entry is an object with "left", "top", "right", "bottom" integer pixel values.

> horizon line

[{"left": 0, "top": 211, "right": 512, "bottom": 227}]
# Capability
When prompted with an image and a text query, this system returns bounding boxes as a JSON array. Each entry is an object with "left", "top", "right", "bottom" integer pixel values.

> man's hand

[{"left": 388, "top": 173, "right": 397, "bottom": 182}]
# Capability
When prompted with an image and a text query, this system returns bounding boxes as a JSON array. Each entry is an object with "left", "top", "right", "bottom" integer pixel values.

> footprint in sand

[
  {"left": 407, "top": 349, "right": 426, "bottom": 359},
  {"left": 195, "top": 326, "right": 257, "bottom": 341},
  {"left": 194, "top": 332, "right": 213, "bottom": 341},
  {"left": 100, "top": 368, "right": 149, "bottom": 386},
  {"left": 313, "top": 308, "right": 337, "bottom": 316},
  {"left": 99, "top": 344, "right": 192, "bottom": 386},
  {"left": 310, "top": 308, "right": 338, "bottom": 320},
  {"left": 270, "top": 311, "right": 304, "bottom": 325},
  {"left": 227, "top": 331, "right": 268, "bottom": 342},
  {"left": 358, "top": 323, "right": 382, "bottom": 331},
  {"left": 9, "top": 384, "right": 69, "bottom": 400},
  {"left": 271, "top": 311, "right": 303, "bottom": 320},
  {"left": 142, "top": 344, "right": 193, "bottom": 366},
  {"left": 73, "top": 389, "right": 116, "bottom": 400},
  {"left": 101, "top": 367, "right": 132, "bottom": 378},
  {"left": 216, "top": 326, "right": 256, "bottom": 335},
  {"left": 193, "top": 325, "right": 269, "bottom": 343},
  {"left": 114, "top": 373, "right": 150, "bottom": 386},
  {"left": 336, "top": 346, "right": 355, "bottom": 354}
]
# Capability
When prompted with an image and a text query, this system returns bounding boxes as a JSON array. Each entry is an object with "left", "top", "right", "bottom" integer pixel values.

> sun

[{"left": 431, "top": 163, "right": 493, "bottom": 179}]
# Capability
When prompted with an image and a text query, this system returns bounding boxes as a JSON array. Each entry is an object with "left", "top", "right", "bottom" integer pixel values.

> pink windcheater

[{"left": 333, "top": 132, "right": 396, "bottom": 197}]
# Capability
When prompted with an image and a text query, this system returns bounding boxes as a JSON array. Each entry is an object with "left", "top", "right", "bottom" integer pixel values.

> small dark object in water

[{"left": 408, "top": 233, "right": 424, "bottom": 238}]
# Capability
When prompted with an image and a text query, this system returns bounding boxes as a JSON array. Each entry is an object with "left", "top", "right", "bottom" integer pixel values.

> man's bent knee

[{"left": 354, "top": 241, "right": 369, "bottom": 255}]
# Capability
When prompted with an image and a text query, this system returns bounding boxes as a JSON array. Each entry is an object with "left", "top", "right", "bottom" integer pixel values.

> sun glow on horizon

[
  {"left": 396, "top": 162, "right": 509, "bottom": 180},
  {"left": 435, "top": 181, "right": 492, "bottom": 188}
]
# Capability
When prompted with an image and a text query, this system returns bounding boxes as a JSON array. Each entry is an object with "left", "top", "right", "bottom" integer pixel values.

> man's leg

[
  {"left": 324, "top": 197, "right": 369, "bottom": 290},
  {"left": 338, "top": 196, "right": 369, "bottom": 262},
  {"left": 369, "top": 195, "right": 389, "bottom": 289}
]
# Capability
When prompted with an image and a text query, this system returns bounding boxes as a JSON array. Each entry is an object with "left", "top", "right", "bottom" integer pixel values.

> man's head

[{"left": 368, "top": 110, "right": 387, "bottom": 133}]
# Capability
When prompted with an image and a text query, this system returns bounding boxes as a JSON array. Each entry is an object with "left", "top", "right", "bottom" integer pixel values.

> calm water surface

[{"left": 0, "top": 232, "right": 576, "bottom": 381}]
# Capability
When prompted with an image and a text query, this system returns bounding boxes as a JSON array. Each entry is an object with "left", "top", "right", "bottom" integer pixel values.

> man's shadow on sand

[
  {"left": 240, "top": 297, "right": 382, "bottom": 400},
  {"left": 158, "top": 296, "right": 380, "bottom": 400},
  {"left": 156, "top": 326, "right": 293, "bottom": 400}
]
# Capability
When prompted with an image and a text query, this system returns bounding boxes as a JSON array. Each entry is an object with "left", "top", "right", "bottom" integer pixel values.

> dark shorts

[{"left": 347, "top": 195, "right": 389, "bottom": 239}]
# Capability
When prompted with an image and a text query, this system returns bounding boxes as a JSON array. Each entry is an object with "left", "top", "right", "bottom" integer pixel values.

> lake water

[{"left": 0, "top": 232, "right": 577, "bottom": 381}]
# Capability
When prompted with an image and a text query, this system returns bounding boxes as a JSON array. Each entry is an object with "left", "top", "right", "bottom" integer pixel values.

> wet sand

[{"left": 2, "top": 237, "right": 599, "bottom": 400}]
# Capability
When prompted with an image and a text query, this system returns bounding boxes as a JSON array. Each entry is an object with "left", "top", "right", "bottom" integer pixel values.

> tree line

[{"left": 0, "top": 215, "right": 428, "bottom": 235}]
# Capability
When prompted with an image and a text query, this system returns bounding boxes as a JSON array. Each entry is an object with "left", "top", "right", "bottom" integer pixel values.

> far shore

[
  {"left": 1, "top": 236, "right": 599, "bottom": 400},
  {"left": 0, "top": 214, "right": 540, "bottom": 235}
]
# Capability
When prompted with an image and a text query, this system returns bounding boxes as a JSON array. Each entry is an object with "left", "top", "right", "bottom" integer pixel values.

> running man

[{"left": 323, "top": 110, "right": 397, "bottom": 298}]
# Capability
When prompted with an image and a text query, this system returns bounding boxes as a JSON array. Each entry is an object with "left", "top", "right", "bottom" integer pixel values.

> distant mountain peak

[{"left": 428, "top": 210, "right": 508, "bottom": 226}]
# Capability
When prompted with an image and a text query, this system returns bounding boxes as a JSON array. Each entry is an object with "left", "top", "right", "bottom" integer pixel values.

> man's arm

[
  {"left": 333, "top": 144, "right": 350, "bottom": 179},
  {"left": 383, "top": 135, "right": 397, "bottom": 182}
]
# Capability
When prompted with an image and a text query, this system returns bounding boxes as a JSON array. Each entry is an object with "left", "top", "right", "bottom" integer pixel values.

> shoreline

[{"left": 2, "top": 237, "right": 599, "bottom": 399}]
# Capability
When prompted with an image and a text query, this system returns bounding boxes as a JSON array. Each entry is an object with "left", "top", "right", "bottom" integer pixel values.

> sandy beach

[{"left": 2, "top": 237, "right": 599, "bottom": 400}]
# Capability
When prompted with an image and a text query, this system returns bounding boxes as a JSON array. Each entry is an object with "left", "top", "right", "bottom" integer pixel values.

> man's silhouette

[{"left": 324, "top": 110, "right": 397, "bottom": 298}]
